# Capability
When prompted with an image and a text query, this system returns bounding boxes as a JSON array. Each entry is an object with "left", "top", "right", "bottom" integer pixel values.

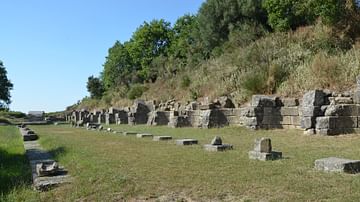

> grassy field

[{"left": 1, "top": 124, "right": 360, "bottom": 201}]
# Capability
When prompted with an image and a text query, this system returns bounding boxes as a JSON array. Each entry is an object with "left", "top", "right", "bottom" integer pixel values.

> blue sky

[{"left": 0, "top": 0, "right": 204, "bottom": 113}]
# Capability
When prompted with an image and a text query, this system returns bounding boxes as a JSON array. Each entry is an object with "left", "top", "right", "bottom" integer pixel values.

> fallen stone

[
  {"left": 304, "top": 128, "right": 315, "bottom": 135},
  {"left": 123, "top": 131, "right": 138, "bottom": 136},
  {"left": 248, "top": 150, "right": 283, "bottom": 161},
  {"left": 254, "top": 138, "right": 272, "bottom": 153},
  {"left": 153, "top": 136, "right": 172, "bottom": 141},
  {"left": 315, "top": 157, "right": 360, "bottom": 174},
  {"left": 211, "top": 136, "right": 222, "bottom": 145},
  {"left": 36, "top": 161, "right": 60, "bottom": 177},
  {"left": 176, "top": 139, "right": 198, "bottom": 145},
  {"left": 136, "top": 133, "right": 153, "bottom": 138},
  {"left": 204, "top": 144, "right": 233, "bottom": 152}
]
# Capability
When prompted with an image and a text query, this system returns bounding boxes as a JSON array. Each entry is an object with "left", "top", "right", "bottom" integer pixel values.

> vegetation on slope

[{"left": 81, "top": 0, "right": 360, "bottom": 109}]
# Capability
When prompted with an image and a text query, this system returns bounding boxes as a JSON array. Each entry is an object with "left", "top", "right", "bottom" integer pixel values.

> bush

[
  {"left": 0, "top": 111, "right": 26, "bottom": 119},
  {"left": 127, "top": 84, "right": 148, "bottom": 100},
  {"left": 180, "top": 75, "right": 191, "bottom": 89}
]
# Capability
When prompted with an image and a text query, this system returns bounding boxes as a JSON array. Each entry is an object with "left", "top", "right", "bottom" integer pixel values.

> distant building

[{"left": 28, "top": 111, "right": 45, "bottom": 121}]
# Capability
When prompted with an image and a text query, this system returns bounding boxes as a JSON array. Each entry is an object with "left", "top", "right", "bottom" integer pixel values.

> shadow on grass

[
  {"left": 0, "top": 148, "right": 31, "bottom": 195},
  {"left": 0, "top": 146, "right": 68, "bottom": 195}
]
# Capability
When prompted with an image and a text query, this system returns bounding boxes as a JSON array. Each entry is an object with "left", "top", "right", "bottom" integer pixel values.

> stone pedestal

[
  {"left": 153, "top": 136, "right": 172, "bottom": 141},
  {"left": 315, "top": 157, "right": 360, "bottom": 174},
  {"left": 248, "top": 138, "right": 282, "bottom": 161},
  {"left": 176, "top": 139, "right": 198, "bottom": 145},
  {"left": 136, "top": 133, "right": 153, "bottom": 138},
  {"left": 204, "top": 144, "right": 233, "bottom": 152}
]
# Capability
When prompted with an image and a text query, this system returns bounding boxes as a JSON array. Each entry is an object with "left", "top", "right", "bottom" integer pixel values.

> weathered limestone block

[
  {"left": 252, "top": 95, "right": 278, "bottom": 107},
  {"left": 262, "top": 116, "right": 292, "bottom": 125},
  {"left": 352, "top": 90, "right": 360, "bottom": 104},
  {"left": 176, "top": 139, "right": 198, "bottom": 145},
  {"left": 280, "top": 107, "right": 299, "bottom": 116},
  {"left": 254, "top": 138, "right": 271, "bottom": 153},
  {"left": 315, "top": 157, "right": 360, "bottom": 173},
  {"left": 136, "top": 133, "right": 153, "bottom": 138},
  {"left": 316, "top": 117, "right": 336, "bottom": 129},
  {"left": 123, "top": 131, "right": 138, "bottom": 136},
  {"left": 204, "top": 144, "right": 233, "bottom": 152},
  {"left": 291, "top": 116, "right": 301, "bottom": 126},
  {"left": 334, "top": 97, "right": 353, "bottom": 104},
  {"left": 249, "top": 138, "right": 282, "bottom": 161},
  {"left": 211, "top": 136, "right": 222, "bottom": 145},
  {"left": 238, "top": 107, "right": 263, "bottom": 117},
  {"left": 302, "top": 90, "right": 326, "bottom": 106},
  {"left": 36, "top": 161, "right": 60, "bottom": 177},
  {"left": 242, "top": 117, "right": 258, "bottom": 128},
  {"left": 325, "top": 104, "right": 359, "bottom": 116},
  {"left": 280, "top": 98, "right": 299, "bottom": 107},
  {"left": 219, "top": 109, "right": 235, "bottom": 116},
  {"left": 336, "top": 116, "right": 357, "bottom": 128},
  {"left": 153, "top": 136, "right": 172, "bottom": 141},
  {"left": 301, "top": 117, "right": 315, "bottom": 129},
  {"left": 301, "top": 106, "right": 321, "bottom": 117}
]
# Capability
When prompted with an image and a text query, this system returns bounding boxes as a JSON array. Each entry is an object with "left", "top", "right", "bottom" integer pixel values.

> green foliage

[
  {"left": 0, "top": 111, "right": 26, "bottom": 119},
  {"left": 180, "top": 75, "right": 191, "bottom": 89},
  {"left": 127, "top": 84, "right": 148, "bottom": 100},
  {"left": 86, "top": 76, "right": 105, "bottom": 99},
  {"left": 197, "top": 0, "right": 267, "bottom": 53},
  {"left": 127, "top": 19, "right": 173, "bottom": 82},
  {"left": 0, "top": 61, "right": 13, "bottom": 109},
  {"left": 102, "top": 41, "right": 134, "bottom": 89}
]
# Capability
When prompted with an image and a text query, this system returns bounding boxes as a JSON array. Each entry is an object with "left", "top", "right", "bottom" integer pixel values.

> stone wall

[{"left": 67, "top": 80, "right": 360, "bottom": 136}]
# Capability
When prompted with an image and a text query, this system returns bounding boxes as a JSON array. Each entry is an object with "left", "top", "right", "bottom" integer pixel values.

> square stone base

[
  {"left": 136, "top": 133, "right": 153, "bottom": 138},
  {"left": 123, "top": 131, "right": 138, "bottom": 136},
  {"left": 315, "top": 157, "right": 360, "bottom": 174},
  {"left": 176, "top": 139, "right": 198, "bottom": 145},
  {"left": 204, "top": 144, "right": 233, "bottom": 152},
  {"left": 248, "top": 151, "right": 282, "bottom": 161},
  {"left": 153, "top": 136, "right": 172, "bottom": 141}
]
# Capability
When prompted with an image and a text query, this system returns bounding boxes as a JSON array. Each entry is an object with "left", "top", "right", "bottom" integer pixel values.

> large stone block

[
  {"left": 353, "top": 90, "right": 360, "bottom": 104},
  {"left": 248, "top": 151, "right": 282, "bottom": 161},
  {"left": 136, "top": 133, "right": 153, "bottom": 138},
  {"left": 301, "top": 106, "right": 321, "bottom": 117},
  {"left": 335, "top": 116, "right": 357, "bottom": 128},
  {"left": 325, "top": 104, "right": 359, "bottom": 117},
  {"left": 219, "top": 109, "right": 235, "bottom": 116},
  {"left": 153, "top": 136, "right": 172, "bottom": 141},
  {"left": 280, "top": 98, "right": 299, "bottom": 107},
  {"left": 252, "top": 95, "right": 278, "bottom": 107},
  {"left": 302, "top": 90, "right": 326, "bottom": 107},
  {"left": 204, "top": 144, "right": 233, "bottom": 152},
  {"left": 334, "top": 97, "right": 353, "bottom": 104},
  {"left": 291, "top": 116, "right": 301, "bottom": 126},
  {"left": 316, "top": 117, "right": 336, "bottom": 129},
  {"left": 280, "top": 107, "right": 299, "bottom": 116},
  {"left": 315, "top": 157, "right": 360, "bottom": 174},
  {"left": 261, "top": 116, "right": 292, "bottom": 125},
  {"left": 243, "top": 117, "right": 258, "bottom": 127},
  {"left": 176, "top": 139, "right": 198, "bottom": 146},
  {"left": 237, "top": 107, "right": 262, "bottom": 117},
  {"left": 253, "top": 138, "right": 272, "bottom": 153},
  {"left": 300, "top": 117, "right": 315, "bottom": 129}
]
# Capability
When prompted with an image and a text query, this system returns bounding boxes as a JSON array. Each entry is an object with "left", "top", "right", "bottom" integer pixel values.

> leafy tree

[
  {"left": 86, "top": 76, "right": 105, "bottom": 99},
  {"left": 197, "top": 0, "right": 267, "bottom": 54},
  {"left": 127, "top": 19, "right": 173, "bottom": 82},
  {"left": 0, "top": 61, "right": 13, "bottom": 109},
  {"left": 102, "top": 41, "right": 134, "bottom": 89}
]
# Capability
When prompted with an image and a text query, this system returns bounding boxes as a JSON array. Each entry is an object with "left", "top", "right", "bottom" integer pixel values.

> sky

[{"left": 0, "top": 0, "right": 204, "bottom": 113}]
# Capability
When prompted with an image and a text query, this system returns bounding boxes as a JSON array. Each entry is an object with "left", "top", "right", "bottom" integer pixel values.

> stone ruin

[
  {"left": 66, "top": 78, "right": 360, "bottom": 136},
  {"left": 248, "top": 138, "right": 282, "bottom": 161}
]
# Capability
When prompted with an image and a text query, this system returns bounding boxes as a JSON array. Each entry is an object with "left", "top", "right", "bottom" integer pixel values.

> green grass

[{"left": 2, "top": 124, "right": 360, "bottom": 201}]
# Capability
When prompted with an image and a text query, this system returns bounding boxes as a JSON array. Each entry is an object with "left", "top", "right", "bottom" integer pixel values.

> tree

[
  {"left": 102, "top": 41, "right": 134, "bottom": 89},
  {"left": 0, "top": 61, "right": 13, "bottom": 109},
  {"left": 86, "top": 76, "right": 105, "bottom": 99},
  {"left": 197, "top": 0, "right": 267, "bottom": 54},
  {"left": 127, "top": 19, "right": 173, "bottom": 82}
]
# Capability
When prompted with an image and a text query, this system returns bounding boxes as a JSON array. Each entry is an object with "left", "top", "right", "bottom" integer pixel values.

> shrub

[
  {"left": 180, "top": 75, "right": 191, "bottom": 89},
  {"left": 127, "top": 84, "right": 148, "bottom": 100}
]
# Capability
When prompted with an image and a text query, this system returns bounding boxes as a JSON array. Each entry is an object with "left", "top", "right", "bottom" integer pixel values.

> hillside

[{"left": 75, "top": 0, "right": 360, "bottom": 110}]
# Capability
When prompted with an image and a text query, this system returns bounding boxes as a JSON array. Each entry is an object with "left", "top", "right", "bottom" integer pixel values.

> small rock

[{"left": 211, "top": 136, "right": 222, "bottom": 145}]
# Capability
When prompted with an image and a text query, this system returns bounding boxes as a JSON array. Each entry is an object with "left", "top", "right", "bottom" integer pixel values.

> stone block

[
  {"left": 325, "top": 104, "right": 359, "bottom": 116},
  {"left": 237, "top": 107, "right": 262, "bottom": 117},
  {"left": 243, "top": 117, "right": 258, "bottom": 127},
  {"left": 23, "top": 134, "right": 38, "bottom": 141},
  {"left": 253, "top": 138, "right": 272, "bottom": 153},
  {"left": 300, "top": 117, "right": 315, "bottom": 129},
  {"left": 262, "top": 116, "right": 292, "bottom": 125},
  {"left": 176, "top": 139, "right": 198, "bottom": 145},
  {"left": 314, "top": 157, "right": 360, "bottom": 174},
  {"left": 136, "top": 133, "right": 153, "bottom": 138},
  {"left": 36, "top": 161, "right": 60, "bottom": 177},
  {"left": 219, "top": 109, "right": 235, "bottom": 116},
  {"left": 336, "top": 116, "right": 357, "bottom": 128},
  {"left": 302, "top": 90, "right": 325, "bottom": 106},
  {"left": 252, "top": 95, "right": 278, "bottom": 107},
  {"left": 280, "top": 107, "right": 299, "bottom": 116},
  {"left": 304, "top": 128, "right": 315, "bottom": 135},
  {"left": 227, "top": 116, "right": 240, "bottom": 125},
  {"left": 280, "top": 98, "right": 299, "bottom": 107},
  {"left": 291, "top": 116, "right": 301, "bottom": 126},
  {"left": 301, "top": 106, "right": 321, "bottom": 117},
  {"left": 316, "top": 117, "right": 336, "bottom": 129},
  {"left": 204, "top": 144, "right": 233, "bottom": 152},
  {"left": 353, "top": 90, "right": 360, "bottom": 104},
  {"left": 315, "top": 129, "right": 338, "bottom": 136},
  {"left": 248, "top": 151, "right": 282, "bottom": 161},
  {"left": 211, "top": 136, "right": 222, "bottom": 145},
  {"left": 335, "top": 97, "right": 353, "bottom": 104},
  {"left": 123, "top": 131, "right": 138, "bottom": 136},
  {"left": 153, "top": 136, "right": 172, "bottom": 141}
]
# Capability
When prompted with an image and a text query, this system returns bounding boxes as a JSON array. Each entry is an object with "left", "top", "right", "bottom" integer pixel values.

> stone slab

[
  {"left": 153, "top": 136, "right": 172, "bottom": 141},
  {"left": 123, "top": 131, "right": 138, "bottom": 136},
  {"left": 136, "top": 133, "right": 153, "bottom": 138},
  {"left": 314, "top": 157, "right": 360, "bottom": 174},
  {"left": 203, "top": 144, "right": 233, "bottom": 152},
  {"left": 176, "top": 139, "right": 198, "bottom": 145},
  {"left": 248, "top": 151, "right": 282, "bottom": 161}
]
